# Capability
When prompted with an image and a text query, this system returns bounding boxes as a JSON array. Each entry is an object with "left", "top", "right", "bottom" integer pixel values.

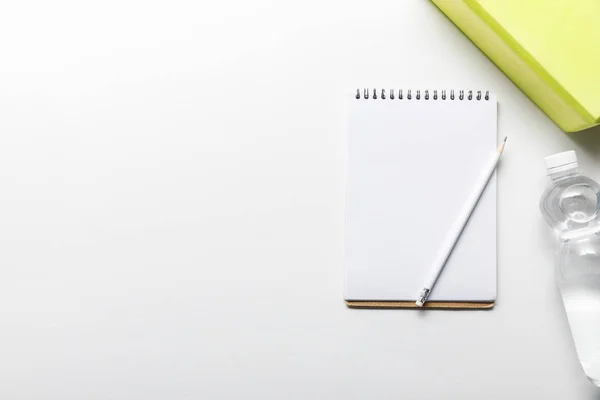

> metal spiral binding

[{"left": 355, "top": 88, "right": 491, "bottom": 101}]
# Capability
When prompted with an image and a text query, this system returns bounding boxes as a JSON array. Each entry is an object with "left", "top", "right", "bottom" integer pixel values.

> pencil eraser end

[{"left": 415, "top": 300, "right": 424, "bottom": 307}]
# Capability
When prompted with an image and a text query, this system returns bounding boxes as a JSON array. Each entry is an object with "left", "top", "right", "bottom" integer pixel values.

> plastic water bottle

[{"left": 540, "top": 150, "right": 600, "bottom": 386}]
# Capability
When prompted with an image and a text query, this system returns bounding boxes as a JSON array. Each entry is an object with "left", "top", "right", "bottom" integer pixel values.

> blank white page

[{"left": 344, "top": 90, "right": 497, "bottom": 302}]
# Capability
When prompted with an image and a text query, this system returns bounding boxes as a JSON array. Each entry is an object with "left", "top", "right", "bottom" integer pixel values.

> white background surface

[{"left": 1, "top": 0, "right": 600, "bottom": 398}]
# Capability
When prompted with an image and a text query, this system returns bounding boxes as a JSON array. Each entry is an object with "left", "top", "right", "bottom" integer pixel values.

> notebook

[{"left": 344, "top": 88, "right": 497, "bottom": 309}]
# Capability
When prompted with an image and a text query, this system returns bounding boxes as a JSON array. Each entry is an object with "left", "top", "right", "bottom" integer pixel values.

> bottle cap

[{"left": 545, "top": 150, "right": 578, "bottom": 174}]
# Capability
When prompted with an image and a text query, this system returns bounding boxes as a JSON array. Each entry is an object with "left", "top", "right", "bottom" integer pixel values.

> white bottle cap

[{"left": 544, "top": 150, "right": 578, "bottom": 174}]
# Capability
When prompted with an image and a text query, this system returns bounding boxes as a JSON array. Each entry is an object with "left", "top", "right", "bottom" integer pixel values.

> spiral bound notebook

[{"left": 344, "top": 88, "right": 498, "bottom": 309}]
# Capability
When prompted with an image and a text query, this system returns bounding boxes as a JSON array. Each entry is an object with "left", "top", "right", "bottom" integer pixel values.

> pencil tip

[{"left": 497, "top": 137, "right": 507, "bottom": 154}]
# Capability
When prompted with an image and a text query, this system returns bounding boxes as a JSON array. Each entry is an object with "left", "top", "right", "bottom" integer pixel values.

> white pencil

[{"left": 415, "top": 137, "right": 507, "bottom": 307}]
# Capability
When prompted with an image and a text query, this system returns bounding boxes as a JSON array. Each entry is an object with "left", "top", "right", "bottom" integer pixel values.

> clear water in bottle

[{"left": 540, "top": 150, "right": 600, "bottom": 386}]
